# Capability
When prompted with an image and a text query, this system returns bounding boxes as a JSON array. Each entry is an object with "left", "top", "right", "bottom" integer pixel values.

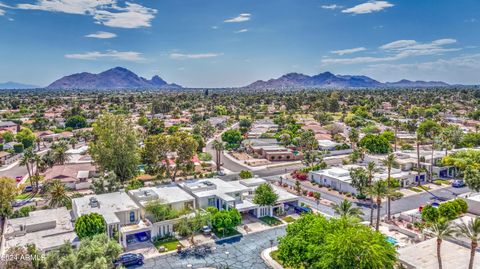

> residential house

[{"left": 0, "top": 121, "right": 19, "bottom": 134}]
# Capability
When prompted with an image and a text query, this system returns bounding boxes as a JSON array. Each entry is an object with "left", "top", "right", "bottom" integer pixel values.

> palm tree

[
  {"left": 333, "top": 199, "right": 363, "bottom": 219},
  {"left": 366, "top": 179, "right": 389, "bottom": 231},
  {"left": 456, "top": 216, "right": 480, "bottom": 269},
  {"left": 52, "top": 141, "right": 70, "bottom": 165},
  {"left": 69, "top": 137, "right": 78, "bottom": 149},
  {"left": 393, "top": 120, "right": 401, "bottom": 152},
  {"left": 312, "top": 192, "right": 321, "bottom": 211},
  {"left": 416, "top": 133, "right": 423, "bottom": 187},
  {"left": 212, "top": 140, "right": 224, "bottom": 172},
  {"left": 366, "top": 161, "right": 380, "bottom": 226},
  {"left": 382, "top": 153, "right": 398, "bottom": 221},
  {"left": 20, "top": 148, "right": 35, "bottom": 186},
  {"left": 46, "top": 179, "right": 71, "bottom": 208},
  {"left": 431, "top": 219, "right": 455, "bottom": 269}
]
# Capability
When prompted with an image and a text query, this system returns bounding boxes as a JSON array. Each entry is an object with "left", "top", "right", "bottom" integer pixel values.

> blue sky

[{"left": 0, "top": 0, "right": 479, "bottom": 87}]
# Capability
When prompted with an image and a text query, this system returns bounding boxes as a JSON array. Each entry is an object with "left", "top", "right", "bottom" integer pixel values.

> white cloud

[
  {"left": 0, "top": 9, "right": 5, "bottom": 15},
  {"left": 235, "top": 29, "right": 248, "bottom": 33},
  {"left": 93, "top": 2, "right": 156, "bottom": 29},
  {"left": 16, "top": 0, "right": 156, "bottom": 28},
  {"left": 85, "top": 31, "right": 116, "bottom": 39},
  {"left": 169, "top": 53, "right": 223, "bottom": 60},
  {"left": 224, "top": 13, "right": 251, "bottom": 23},
  {"left": 323, "top": 38, "right": 459, "bottom": 64},
  {"left": 362, "top": 53, "right": 480, "bottom": 84},
  {"left": 65, "top": 50, "right": 144, "bottom": 61},
  {"left": 321, "top": 4, "right": 342, "bottom": 10},
  {"left": 211, "top": 26, "right": 218, "bottom": 29},
  {"left": 342, "top": 1, "right": 393, "bottom": 14},
  {"left": 331, "top": 47, "right": 366, "bottom": 55}
]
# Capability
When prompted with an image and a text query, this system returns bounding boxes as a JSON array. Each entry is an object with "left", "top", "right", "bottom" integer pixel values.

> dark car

[
  {"left": 113, "top": 253, "right": 144, "bottom": 267},
  {"left": 202, "top": 225, "right": 212, "bottom": 235},
  {"left": 135, "top": 232, "right": 149, "bottom": 242},
  {"left": 452, "top": 180, "right": 465, "bottom": 188},
  {"left": 23, "top": 185, "right": 33, "bottom": 193}
]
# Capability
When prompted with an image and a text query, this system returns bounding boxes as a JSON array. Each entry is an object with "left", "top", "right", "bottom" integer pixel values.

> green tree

[
  {"left": 145, "top": 200, "right": 180, "bottom": 222},
  {"left": 65, "top": 115, "right": 87, "bottom": 129},
  {"left": 175, "top": 210, "right": 210, "bottom": 244},
  {"left": 45, "top": 179, "right": 71, "bottom": 208},
  {"left": 421, "top": 204, "right": 439, "bottom": 223},
  {"left": 91, "top": 172, "right": 121, "bottom": 194},
  {"left": 169, "top": 132, "right": 198, "bottom": 180},
  {"left": 253, "top": 183, "right": 279, "bottom": 207},
  {"left": 302, "top": 150, "right": 326, "bottom": 168},
  {"left": 349, "top": 167, "right": 369, "bottom": 196},
  {"left": 239, "top": 170, "right": 253, "bottom": 179},
  {"left": 456, "top": 216, "right": 480, "bottom": 269},
  {"left": 221, "top": 129, "right": 242, "bottom": 149},
  {"left": 211, "top": 208, "right": 241, "bottom": 237},
  {"left": 358, "top": 134, "right": 391, "bottom": 154},
  {"left": 90, "top": 113, "right": 139, "bottom": 183},
  {"left": 0, "top": 177, "right": 17, "bottom": 217},
  {"left": 348, "top": 128, "right": 359, "bottom": 148},
  {"left": 277, "top": 214, "right": 396, "bottom": 269},
  {"left": 51, "top": 141, "right": 70, "bottom": 165},
  {"left": 2, "top": 130, "right": 14, "bottom": 143},
  {"left": 16, "top": 127, "right": 35, "bottom": 149},
  {"left": 333, "top": 199, "right": 364, "bottom": 219},
  {"left": 74, "top": 213, "right": 107, "bottom": 239}
]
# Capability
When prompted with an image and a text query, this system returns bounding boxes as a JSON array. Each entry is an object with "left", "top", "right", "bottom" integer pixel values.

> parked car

[
  {"left": 15, "top": 176, "right": 23, "bottom": 182},
  {"left": 202, "top": 225, "right": 212, "bottom": 235},
  {"left": 452, "top": 180, "right": 465, "bottom": 188},
  {"left": 23, "top": 185, "right": 33, "bottom": 193},
  {"left": 113, "top": 253, "right": 144, "bottom": 267},
  {"left": 12, "top": 199, "right": 29, "bottom": 207},
  {"left": 135, "top": 232, "right": 149, "bottom": 242}
]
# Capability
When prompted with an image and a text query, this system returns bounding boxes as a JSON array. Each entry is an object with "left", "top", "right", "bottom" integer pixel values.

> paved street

[{"left": 141, "top": 227, "right": 286, "bottom": 269}]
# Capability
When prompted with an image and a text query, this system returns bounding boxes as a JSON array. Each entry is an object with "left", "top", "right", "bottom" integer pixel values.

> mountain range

[
  {"left": 244, "top": 72, "right": 450, "bottom": 89},
  {"left": 0, "top": 81, "right": 40, "bottom": 89},
  {"left": 1, "top": 67, "right": 453, "bottom": 90},
  {"left": 46, "top": 67, "right": 182, "bottom": 89}
]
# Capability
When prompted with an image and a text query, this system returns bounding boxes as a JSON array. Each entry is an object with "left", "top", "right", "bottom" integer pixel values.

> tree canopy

[
  {"left": 74, "top": 213, "right": 107, "bottom": 239},
  {"left": 253, "top": 183, "right": 279, "bottom": 206}
]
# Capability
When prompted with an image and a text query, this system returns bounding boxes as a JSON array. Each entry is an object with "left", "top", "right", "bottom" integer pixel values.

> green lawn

[
  {"left": 153, "top": 236, "right": 182, "bottom": 252},
  {"left": 282, "top": 216, "right": 296, "bottom": 223},
  {"left": 409, "top": 187, "right": 423, "bottom": 193},
  {"left": 434, "top": 179, "right": 450, "bottom": 185},
  {"left": 260, "top": 216, "right": 282, "bottom": 226},
  {"left": 214, "top": 228, "right": 241, "bottom": 239}
]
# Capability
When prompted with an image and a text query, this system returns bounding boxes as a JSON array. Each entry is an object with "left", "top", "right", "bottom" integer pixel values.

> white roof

[
  {"left": 73, "top": 192, "right": 139, "bottom": 224},
  {"left": 5, "top": 207, "right": 77, "bottom": 252},
  {"left": 181, "top": 178, "right": 250, "bottom": 199},
  {"left": 399, "top": 238, "right": 480, "bottom": 269},
  {"left": 129, "top": 185, "right": 195, "bottom": 207},
  {"left": 317, "top": 139, "right": 340, "bottom": 148}
]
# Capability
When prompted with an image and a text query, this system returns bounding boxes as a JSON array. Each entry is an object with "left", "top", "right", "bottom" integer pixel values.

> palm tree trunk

[
  {"left": 469, "top": 241, "right": 477, "bottom": 269},
  {"left": 375, "top": 199, "right": 381, "bottom": 231},
  {"left": 387, "top": 167, "right": 391, "bottom": 221},
  {"left": 394, "top": 127, "right": 397, "bottom": 152},
  {"left": 437, "top": 239, "right": 443, "bottom": 269},
  {"left": 26, "top": 163, "right": 33, "bottom": 186},
  {"left": 417, "top": 140, "right": 422, "bottom": 187},
  {"left": 430, "top": 140, "right": 435, "bottom": 182},
  {"left": 370, "top": 198, "right": 374, "bottom": 226}
]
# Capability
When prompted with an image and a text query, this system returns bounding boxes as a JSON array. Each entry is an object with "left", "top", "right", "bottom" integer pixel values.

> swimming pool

[{"left": 386, "top": 236, "right": 398, "bottom": 245}]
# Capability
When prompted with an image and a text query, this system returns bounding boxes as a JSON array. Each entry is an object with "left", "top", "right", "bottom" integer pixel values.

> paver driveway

[{"left": 141, "top": 226, "right": 287, "bottom": 269}]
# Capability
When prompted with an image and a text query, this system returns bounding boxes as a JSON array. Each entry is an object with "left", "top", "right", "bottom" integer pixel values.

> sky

[{"left": 0, "top": 0, "right": 479, "bottom": 88}]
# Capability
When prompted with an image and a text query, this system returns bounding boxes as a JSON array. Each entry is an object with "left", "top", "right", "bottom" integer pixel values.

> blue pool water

[{"left": 386, "top": 236, "right": 398, "bottom": 245}]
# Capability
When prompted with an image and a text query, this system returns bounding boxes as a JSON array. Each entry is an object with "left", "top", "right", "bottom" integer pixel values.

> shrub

[
  {"left": 13, "top": 143, "right": 24, "bottom": 153},
  {"left": 438, "top": 202, "right": 458, "bottom": 220},
  {"left": 453, "top": 199, "right": 468, "bottom": 214},
  {"left": 421, "top": 205, "right": 439, "bottom": 222}
]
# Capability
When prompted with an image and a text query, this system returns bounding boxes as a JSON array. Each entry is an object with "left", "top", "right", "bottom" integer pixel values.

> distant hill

[
  {"left": 244, "top": 72, "right": 450, "bottom": 89},
  {"left": 47, "top": 67, "right": 182, "bottom": 89},
  {"left": 384, "top": 79, "right": 450, "bottom": 88},
  {"left": 0, "top": 81, "right": 40, "bottom": 89}
]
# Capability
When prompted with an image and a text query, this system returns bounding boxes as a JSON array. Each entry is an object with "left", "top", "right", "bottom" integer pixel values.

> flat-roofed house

[
  {"left": 2, "top": 207, "right": 78, "bottom": 253},
  {"left": 128, "top": 185, "right": 196, "bottom": 238},
  {"left": 72, "top": 192, "right": 151, "bottom": 248}
]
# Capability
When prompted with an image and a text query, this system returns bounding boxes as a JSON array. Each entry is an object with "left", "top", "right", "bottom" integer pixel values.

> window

[
  {"left": 208, "top": 197, "right": 215, "bottom": 207},
  {"left": 129, "top": 211, "right": 135, "bottom": 223}
]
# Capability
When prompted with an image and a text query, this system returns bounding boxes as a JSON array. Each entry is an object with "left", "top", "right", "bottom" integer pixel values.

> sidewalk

[{"left": 261, "top": 246, "right": 283, "bottom": 269}]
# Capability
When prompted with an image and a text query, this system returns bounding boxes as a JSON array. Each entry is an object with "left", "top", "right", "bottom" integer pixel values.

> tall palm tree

[
  {"left": 212, "top": 140, "right": 224, "bottom": 172},
  {"left": 52, "top": 141, "right": 70, "bottom": 165},
  {"left": 366, "top": 161, "right": 380, "bottom": 226},
  {"left": 431, "top": 219, "right": 455, "bottom": 269},
  {"left": 20, "top": 148, "right": 35, "bottom": 186},
  {"left": 382, "top": 153, "right": 398, "bottom": 221},
  {"left": 456, "top": 216, "right": 480, "bottom": 269},
  {"left": 366, "top": 179, "right": 389, "bottom": 231},
  {"left": 393, "top": 120, "right": 401, "bottom": 152},
  {"left": 333, "top": 199, "right": 363, "bottom": 219},
  {"left": 46, "top": 179, "right": 71, "bottom": 208},
  {"left": 416, "top": 133, "right": 423, "bottom": 187},
  {"left": 69, "top": 137, "right": 78, "bottom": 149}
]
